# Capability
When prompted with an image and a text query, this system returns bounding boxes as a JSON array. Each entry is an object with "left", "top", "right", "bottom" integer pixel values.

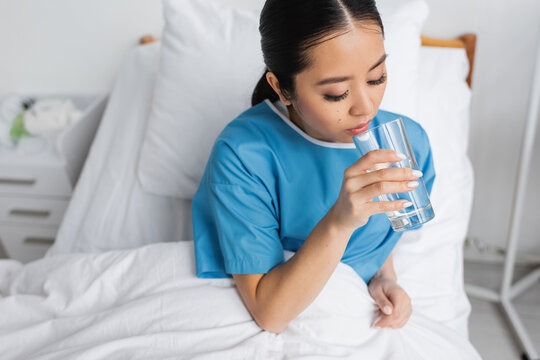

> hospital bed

[{"left": 0, "top": 0, "right": 482, "bottom": 358}]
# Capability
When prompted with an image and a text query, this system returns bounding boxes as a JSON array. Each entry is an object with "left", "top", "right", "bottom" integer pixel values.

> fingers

[
  {"left": 364, "top": 167, "right": 422, "bottom": 186},
  {"left": 373, "top": 288, "right": 412, "bottom": 329},
  {"left": 365, "top": 199, "right": 412, "bottom": 215},
  {"left": 373, "top": 310, "right": 411, "bottom": 329},
  {"left": 374, "top": 304, "right": 412, "bottom": 328},
  {"left": 358, "top": 179, "right": 420, "bottom": 205},
  {"left": 370, "top": 286, "right": 394, "bottom": 316},
  {"left": 344, "top": 167, "right": 421, "bottom": 197},
  {"left": 345, "top": 150, "right": 406, "bottom": 178}
]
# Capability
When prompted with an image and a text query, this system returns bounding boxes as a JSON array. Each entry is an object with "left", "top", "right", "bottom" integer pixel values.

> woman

[{"left": 192, "top": 0, "right": 435, "bottom": 334}]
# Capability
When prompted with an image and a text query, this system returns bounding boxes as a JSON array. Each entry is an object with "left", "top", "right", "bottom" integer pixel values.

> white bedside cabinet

[{"left": 0, "top": 95, "right": 107, "bottom": 263}]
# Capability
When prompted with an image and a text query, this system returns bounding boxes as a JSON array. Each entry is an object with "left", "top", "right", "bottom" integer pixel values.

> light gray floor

[{"left": 465, "top": 261, "right": 540, "bottom": 360}]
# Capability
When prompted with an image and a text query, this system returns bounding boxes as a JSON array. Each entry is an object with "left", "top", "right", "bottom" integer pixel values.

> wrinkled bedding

[{"left": 0, "top": 241, "right": 480, "bottom": 359}]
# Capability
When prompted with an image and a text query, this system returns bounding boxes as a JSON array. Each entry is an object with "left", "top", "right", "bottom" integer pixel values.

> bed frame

[
  {"left": 421, "top": 34, "right": 477, "bottom": 88},
  {"left": 139, "top": 33, "right": 477, "bottom": 88}
]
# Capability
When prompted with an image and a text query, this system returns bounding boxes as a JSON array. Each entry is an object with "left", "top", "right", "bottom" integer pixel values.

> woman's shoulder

[
  {"left": 203, "top": 101, "right": 283, "bottom": 185},
  {"left": 217, "top": 101, "right": 280, "bottom": 145}
]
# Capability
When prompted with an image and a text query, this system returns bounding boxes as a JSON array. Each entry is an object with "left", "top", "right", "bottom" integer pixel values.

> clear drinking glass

[{"left": 353, "top": 118, "right": 435, "bottom": 231}]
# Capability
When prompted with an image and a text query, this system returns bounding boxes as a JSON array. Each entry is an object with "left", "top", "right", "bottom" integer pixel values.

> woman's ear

[{"left": 266, "top": 72, "right": 292, "bottom": 106}]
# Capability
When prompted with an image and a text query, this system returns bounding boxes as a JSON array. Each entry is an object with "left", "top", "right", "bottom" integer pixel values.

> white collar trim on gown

[{"left": 265, "top": 99, "right": 356, "bottom": 149}]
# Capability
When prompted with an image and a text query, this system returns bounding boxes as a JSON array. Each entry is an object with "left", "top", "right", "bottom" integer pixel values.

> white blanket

[{"left": 0, "top": 242, "right": 481, "bottom": 359}]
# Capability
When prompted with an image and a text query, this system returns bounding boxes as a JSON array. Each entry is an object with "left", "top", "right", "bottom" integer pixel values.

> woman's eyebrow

[
  {"left": 315, "top": 53, "right": 388, "bottom": 86},
  {"left": 369, "top": 53, "right": 388, "bottom": 71},
  {"left": 315, "top": 76, "right": 352, "bottom": 86}
]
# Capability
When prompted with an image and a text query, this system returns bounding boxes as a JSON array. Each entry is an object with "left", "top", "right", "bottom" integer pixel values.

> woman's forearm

[
  {"left": 234, "top": 208, "right": 354, "bottom": 333},
  {"left": 372, "top": 253, "right": 397, "bottom": 281}
]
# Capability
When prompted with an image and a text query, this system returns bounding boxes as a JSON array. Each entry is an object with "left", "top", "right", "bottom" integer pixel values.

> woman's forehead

[{"left": 301, "top": 23, "right": 385, "bottom": 79}]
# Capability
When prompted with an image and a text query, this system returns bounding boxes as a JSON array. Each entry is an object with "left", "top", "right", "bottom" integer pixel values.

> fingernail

[
  {"left": 396, "top": 153, "right": 406, "bottom": 160},
  {"left": 407, "top": 181, "right": 419, "bottom": 188},
  {"left": 412, "top": 170, "right": 423, "bottom": 177},
  {"left": 383, "top": 305, "right": 392, "bottom": 315},
  {"left": 402, "top": 201, "right": 413, "bottom": 208}
]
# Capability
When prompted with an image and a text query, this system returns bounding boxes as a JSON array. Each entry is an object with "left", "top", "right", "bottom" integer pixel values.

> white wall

[
  {"left": 0, "top": 0, "right": 165, "bottom": 95},
  {"left": 456, "top": 1, "right": 540, "bottom": 252},
  {"left": 419, "top": 0, "right": 540, "bottom": 252},
  {"left": 1, "top": 0, "right": 539, "bottom": 251}
]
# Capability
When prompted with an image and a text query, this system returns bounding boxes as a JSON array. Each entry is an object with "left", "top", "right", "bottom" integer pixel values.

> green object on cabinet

[{"left": 9, "top": 111, "right": 31, "bottom": 144}]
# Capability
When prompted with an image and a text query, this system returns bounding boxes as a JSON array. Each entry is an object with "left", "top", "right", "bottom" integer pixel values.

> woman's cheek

[{"left": 375, "top": 84, "right": 387, "bottom": 106}]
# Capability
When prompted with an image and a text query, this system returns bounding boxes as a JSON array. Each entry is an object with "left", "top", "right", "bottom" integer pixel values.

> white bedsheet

[{"left": 0, "top": 241, "right": 481, "bottom": 360}]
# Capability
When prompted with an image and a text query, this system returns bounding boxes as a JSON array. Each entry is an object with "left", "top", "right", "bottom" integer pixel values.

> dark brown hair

[{"left": 251, "top": 0, "right": 384, "bottom": 106}]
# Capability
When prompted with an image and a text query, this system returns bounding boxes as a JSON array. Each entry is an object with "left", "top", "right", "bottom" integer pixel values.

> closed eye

[
  {"left": 324, "top": 90, "right": 349, "bottom": 102},
  {"left": 368, "top": 73, "right": 387, "bottom": 86}
]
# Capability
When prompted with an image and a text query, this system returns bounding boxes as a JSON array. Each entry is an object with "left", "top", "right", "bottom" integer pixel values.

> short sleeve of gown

[{"left": 192, "top": 140, "right": 284, "bottom": 278}]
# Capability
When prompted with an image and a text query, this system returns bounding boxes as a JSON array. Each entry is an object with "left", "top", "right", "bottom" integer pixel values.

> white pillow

[
  {"left": 137, "top": 0, "right": 429, "bottom": 199},
  {"left": 393, "top": 46, "right": 473, "bottom": 336},
  {"left": 415, "top": 46, "right": 472, "bottom": 157},
  {"left": 378, "top": 0, "right": 428, "bottom": 118}
]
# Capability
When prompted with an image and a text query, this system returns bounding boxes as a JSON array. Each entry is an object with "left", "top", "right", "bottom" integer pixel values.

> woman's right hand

[{"left": 328, "top": 149, "right": 422, "bottom": 233}]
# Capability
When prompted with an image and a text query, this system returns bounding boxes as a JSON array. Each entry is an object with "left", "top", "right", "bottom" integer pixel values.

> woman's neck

[{"left": 286, "top": 104, "right": 327, "bottom": 142}]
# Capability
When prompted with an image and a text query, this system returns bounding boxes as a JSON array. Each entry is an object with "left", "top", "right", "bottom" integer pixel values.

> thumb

[{"left": 373, "top": 291, "right": 393, "bottom": 315}]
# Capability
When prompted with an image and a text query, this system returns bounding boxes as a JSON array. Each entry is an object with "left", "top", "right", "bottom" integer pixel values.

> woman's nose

[{"left": 349, "top": 89, "right": 373, "bottom": 117}]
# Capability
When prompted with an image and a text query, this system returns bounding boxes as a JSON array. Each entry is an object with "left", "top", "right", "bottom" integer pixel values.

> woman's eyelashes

[
  {"left": 324, "top": 90, "right": 349, "bottom": 102},
  {"left": 368, "top": 73, "right": 387, "bottom": 86},
  {"left": 323, "top": 74, "right": 387, "bottom": 102}
]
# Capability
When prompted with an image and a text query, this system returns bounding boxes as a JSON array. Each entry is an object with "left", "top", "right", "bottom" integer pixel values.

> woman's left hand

[{"left": 368, "top": 275, "right": 412, "bottom": 328}]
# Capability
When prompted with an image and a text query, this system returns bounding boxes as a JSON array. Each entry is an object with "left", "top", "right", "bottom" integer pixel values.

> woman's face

[{"left": 271, "top": 23, "right": 387, "bottom": 143}]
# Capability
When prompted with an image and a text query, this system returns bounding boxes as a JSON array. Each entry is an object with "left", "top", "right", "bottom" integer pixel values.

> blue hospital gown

[{"left": 192, "top": 100, "right": 435, "bottom": 283}]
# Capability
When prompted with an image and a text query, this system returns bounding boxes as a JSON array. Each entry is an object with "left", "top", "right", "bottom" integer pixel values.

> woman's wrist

[
  {"left": 370, "top": 270, "right": 397, "bottom": 283},
  {"left": 324, "top": 205, "right": 358, "bottom": 239},
  {"left": 372, "top": 254, "right": 397, "bottom": 282},
  {"left": 324, "top": 207, "right": 398, "bottom": 282}
]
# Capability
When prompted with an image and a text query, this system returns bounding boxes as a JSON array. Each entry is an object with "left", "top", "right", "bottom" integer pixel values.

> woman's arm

[
  {"left": 372, "top": 253, "right": 397, "bottom": 281},
  {"left": 234, "top": 211, "right": 352, "bottom": 333},
  {"left": 234, "top": 150, "right": 420, "bottom": 333}
]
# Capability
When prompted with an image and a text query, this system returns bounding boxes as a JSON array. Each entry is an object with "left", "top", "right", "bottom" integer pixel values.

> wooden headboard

[
  {"left": 421, "top": 34, "right": 477, "bottom": 87},
  {"left": 140, "top": 33, "right": 477, "bottom": 88}
]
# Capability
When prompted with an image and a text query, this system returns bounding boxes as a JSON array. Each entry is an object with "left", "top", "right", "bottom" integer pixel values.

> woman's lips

[{"left": 346, "top": 121, "right": 371, "bottom": 135}]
